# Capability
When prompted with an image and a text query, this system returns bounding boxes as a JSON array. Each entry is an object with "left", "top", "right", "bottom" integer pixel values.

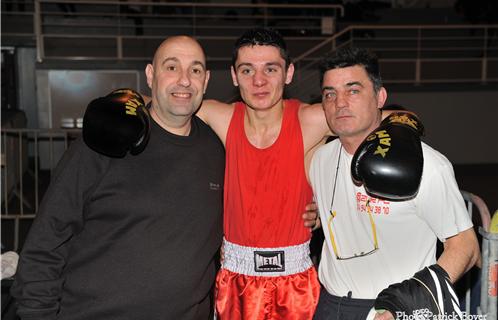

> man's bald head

[
  {"left": 152, "top": 36, "right": 206, "bottom": 68},
  {"left": 145, "top": 35, "right": 210, "bottom": 135}
]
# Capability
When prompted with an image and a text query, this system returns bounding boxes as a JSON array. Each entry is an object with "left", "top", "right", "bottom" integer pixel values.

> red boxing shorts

[{"left": 215, "top": 239, "right": 320, "bottom": 320}]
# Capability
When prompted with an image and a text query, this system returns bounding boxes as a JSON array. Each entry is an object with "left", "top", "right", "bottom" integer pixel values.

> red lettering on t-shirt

[{"left": 356, "top": 192, "right": 391, "bottom": 215}]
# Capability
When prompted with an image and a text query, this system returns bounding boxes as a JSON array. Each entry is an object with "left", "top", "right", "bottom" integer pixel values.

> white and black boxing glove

[
  {"left": 351, "top": 112, "right": 425, "bottom": 200},
  {"left": 374, "top": 264, "right": 462, "bottom": 320},
  {"left": 83, "top": 88, "right": 151, "bottom": 158}
]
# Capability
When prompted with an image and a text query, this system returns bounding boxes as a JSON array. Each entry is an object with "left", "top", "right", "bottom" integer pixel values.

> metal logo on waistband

[{"left": 254, "top": 251, "right": 285, "bottom": 272}]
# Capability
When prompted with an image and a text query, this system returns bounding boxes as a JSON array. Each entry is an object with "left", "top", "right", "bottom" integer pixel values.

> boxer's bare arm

[
  {"left": 196, "top": 99, "right": 235, "bottom": 146},
  {"left": 299, "top": 102, "right": 332, "bottom": 154}
]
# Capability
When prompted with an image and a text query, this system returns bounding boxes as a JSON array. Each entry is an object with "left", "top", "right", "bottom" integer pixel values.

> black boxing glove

[
  {"left": 83, "top": 88, "right": 151, "bottom": 158},
  {"left": 351, "top": 112, "right": 424, "bottom": 200},
  {"left": 374, "top": 264, "right": 462, "bottom": 320}
]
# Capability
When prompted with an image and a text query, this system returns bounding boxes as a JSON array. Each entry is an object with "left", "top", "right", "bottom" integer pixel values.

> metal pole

[
  {"left": 18, "top": 131, "right": 24, "bottom": 215},
  {"left": 481, "top": 27, "right": 488, "bottom": 84},
  {"left": 480, "top": 227, "right": 489, "bottom": 315},
  {"left": 117, "top": 36, "right": 123, "bottom": 60},
  {"left": 415, "top": 28, "right": 421, "bottom": 84},
  {"left": 2, "top": 131, "right": 9, "bottom": 215},
  {"left": 34, "top": 0, "right": 44, "bottom": 62},
  {"left": 34, "top": 131, "right": 39, "bottom": 213},
  {"left": 479, "top": 211, "right": 498, "bottom": 318},
  {"left": 14, "top": 217, "right": 20, "bottom": 251}
]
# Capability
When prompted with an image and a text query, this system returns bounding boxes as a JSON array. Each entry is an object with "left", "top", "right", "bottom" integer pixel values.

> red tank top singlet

[{"left": 223, "top": 99, "right": 313, "bottom": 248}]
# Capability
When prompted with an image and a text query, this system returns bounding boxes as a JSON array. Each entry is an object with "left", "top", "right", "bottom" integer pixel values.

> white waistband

[{"left": 222, "top": 238, "right": 313, "bottom": 277}]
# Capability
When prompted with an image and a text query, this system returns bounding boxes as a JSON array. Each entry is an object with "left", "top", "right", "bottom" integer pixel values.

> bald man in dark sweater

[{"left": 11, "top": 36, "right": 225, "bottom": 320}]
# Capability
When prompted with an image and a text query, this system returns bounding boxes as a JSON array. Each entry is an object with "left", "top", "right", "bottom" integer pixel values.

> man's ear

[
  {"left": 230, "top": 66, "right": 239, "bottom": 87},
  {"left": 203, "top": 70, "right": 210, "bottom": 94},
  {"left": 377, "top": 87, "right": 388, "bottom": 109},
  {"left": 145, "top": 64, "right": 154, "bottom": 89},
  {"left": 285, "top": 63, "right": 295, "bottom": 85}
]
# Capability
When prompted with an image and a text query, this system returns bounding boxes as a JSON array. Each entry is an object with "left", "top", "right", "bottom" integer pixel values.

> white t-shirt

[{"left": 309, "top": 140, "right": 472, "bottom": 299}]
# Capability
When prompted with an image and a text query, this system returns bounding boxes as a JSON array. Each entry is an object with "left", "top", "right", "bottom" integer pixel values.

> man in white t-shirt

[{"left": 307, "top": 47, "right": 480, "bottom": 320}]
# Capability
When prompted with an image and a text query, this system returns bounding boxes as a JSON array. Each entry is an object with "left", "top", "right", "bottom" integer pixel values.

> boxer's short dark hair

[{"left": 232, "top": 28, "right": 291, "bottom": 69}]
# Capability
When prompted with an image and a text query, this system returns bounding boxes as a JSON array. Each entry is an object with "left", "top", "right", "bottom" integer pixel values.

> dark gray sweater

[{"left": 11, "top": 116, "right": 225, "bottom": 320}]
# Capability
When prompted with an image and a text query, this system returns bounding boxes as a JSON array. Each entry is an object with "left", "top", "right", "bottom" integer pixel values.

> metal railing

[
  {"left": 1, "top": 128, "right": 80, "bottom": 251},
  {"left": 2, "top": 0, "right": 497, "bottom": 92},
  {"left": 1, "top": 0, "right": 36, "bottom": 43},
  {"left": 1, "top": 0, "right": 344, "bottom": 61},
  {"left": 289, "top": 24, "right": 498, "bottom": 101}
]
